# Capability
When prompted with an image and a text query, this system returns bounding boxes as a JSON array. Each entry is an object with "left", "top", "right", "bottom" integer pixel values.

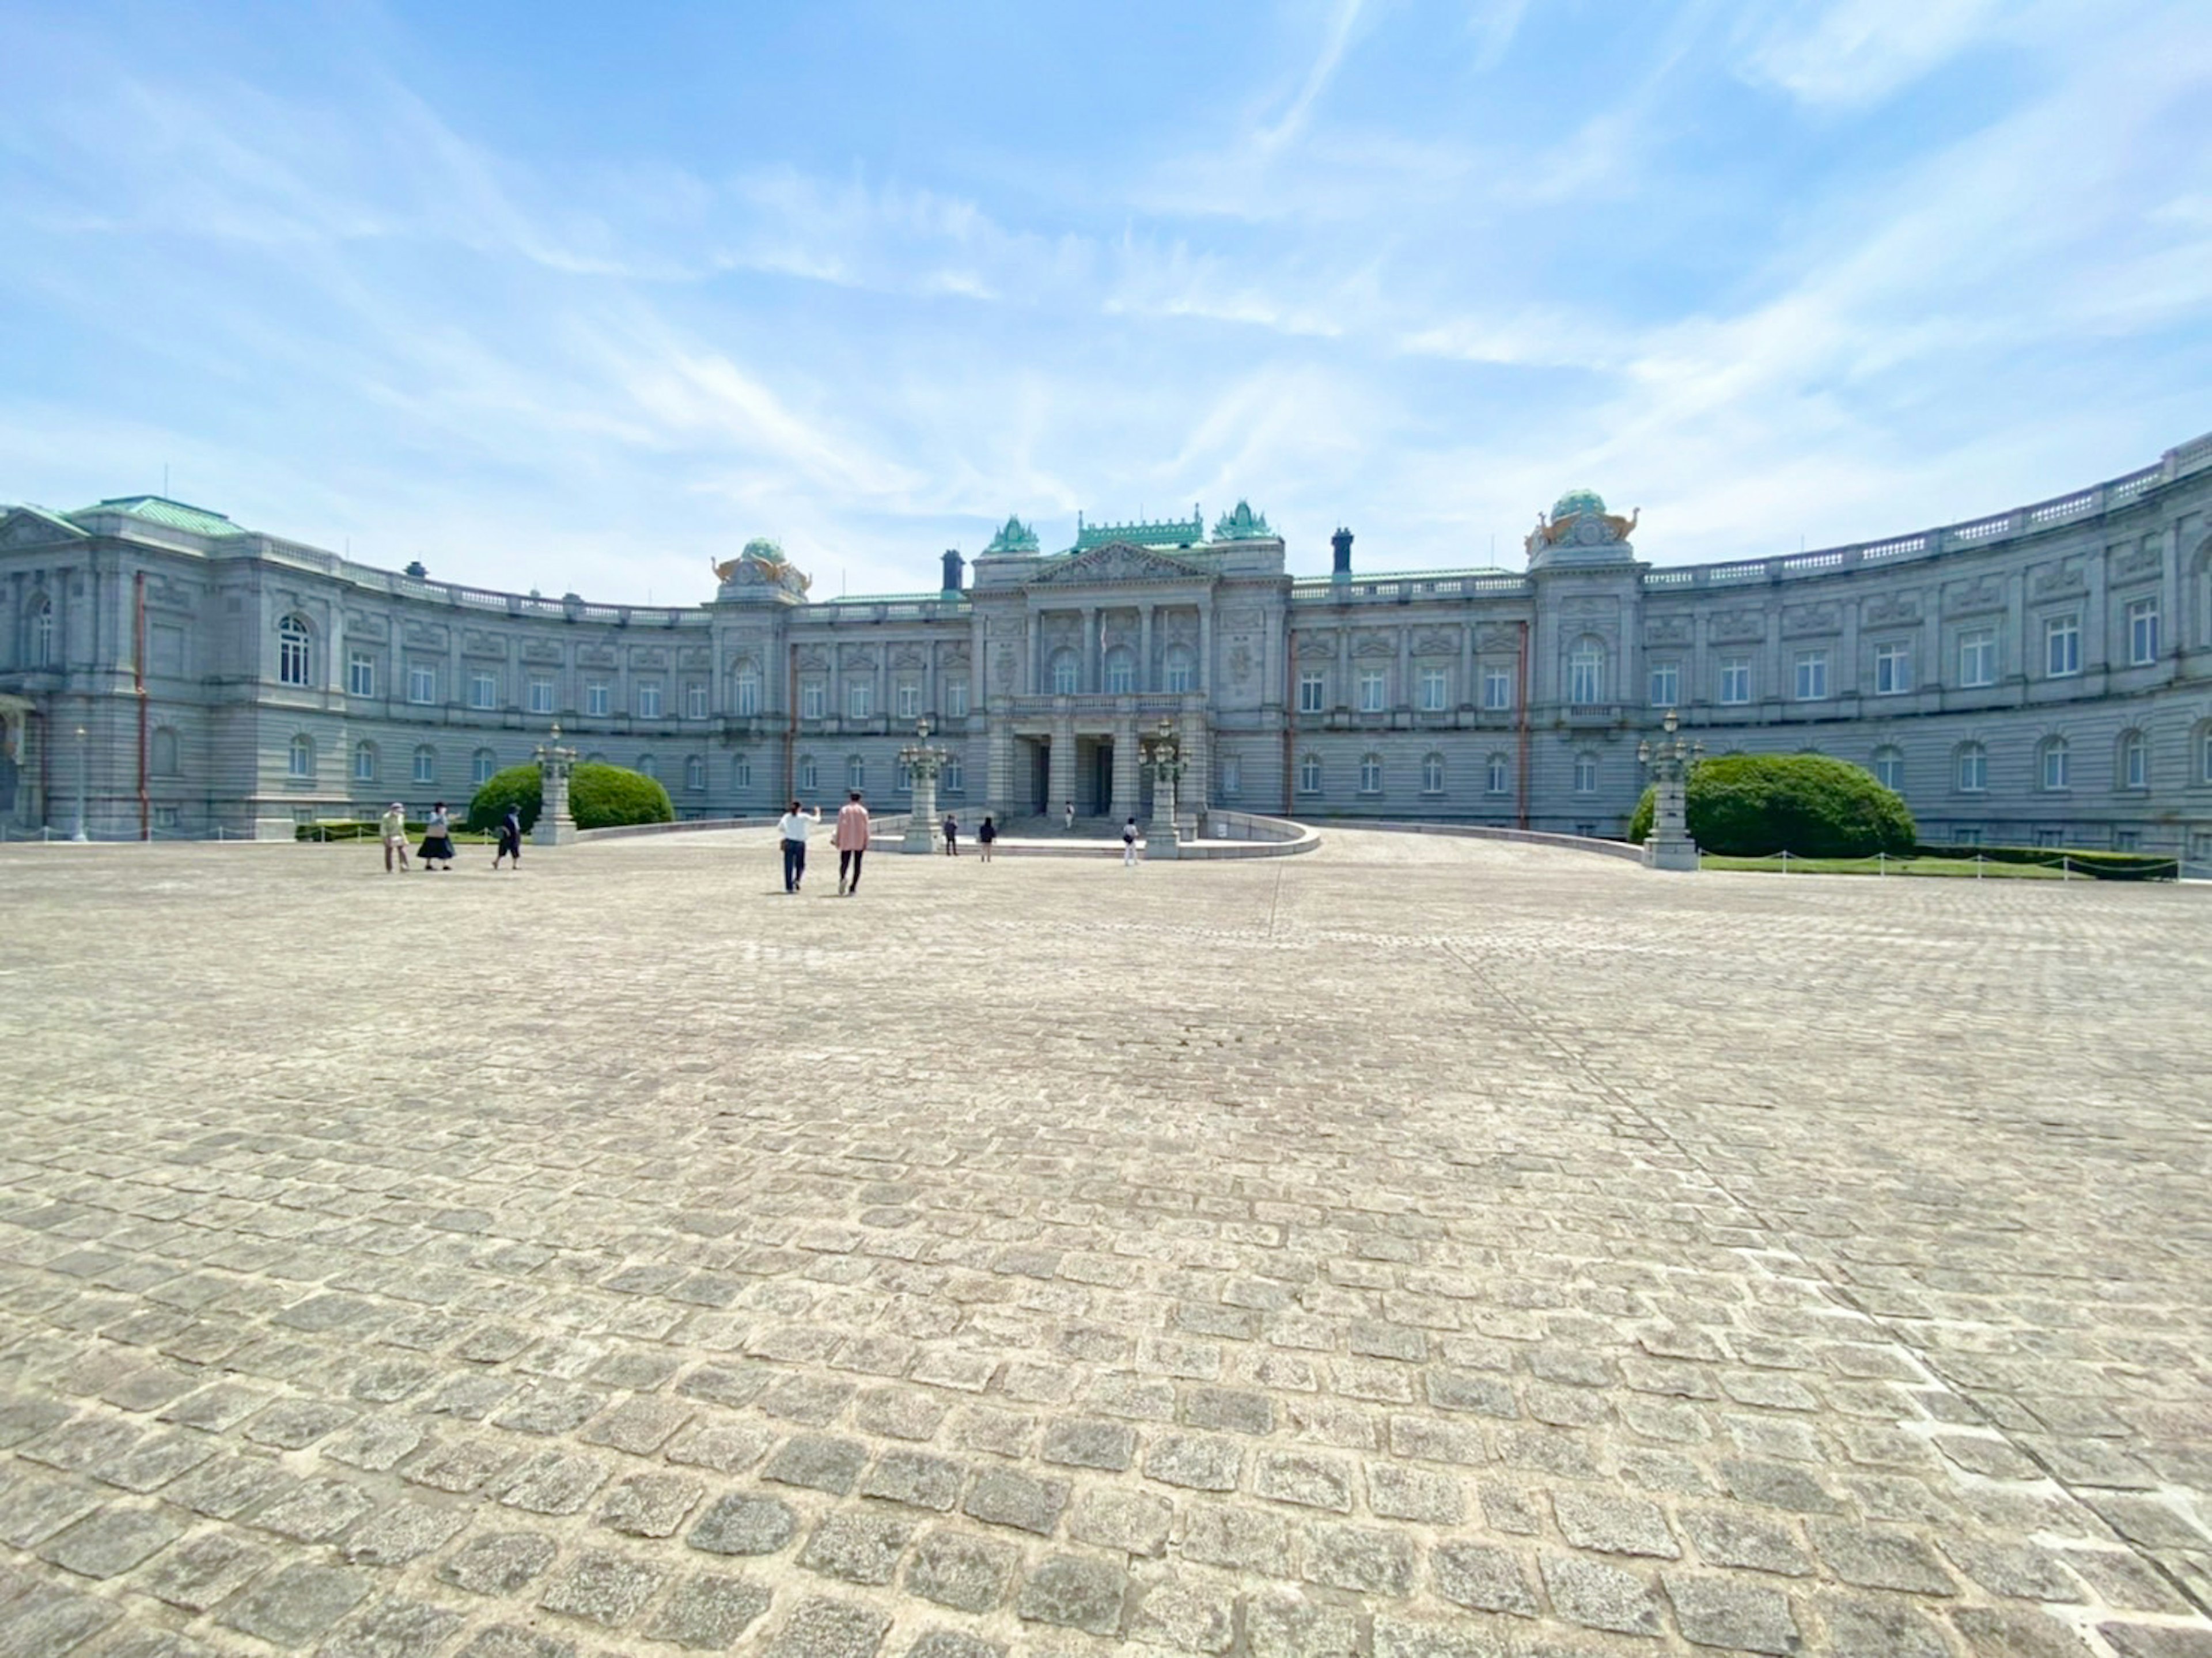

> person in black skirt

[{"left": 419, "top": 802, "right": 457, "bottom": 870}]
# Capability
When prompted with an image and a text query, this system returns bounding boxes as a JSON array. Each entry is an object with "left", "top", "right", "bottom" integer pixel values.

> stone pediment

[
  {"left": 0, "top": 507, "right": 88, "bottom": 548},
  {"left": 1028, "top": 542, "right": 1211, "bottom": 587}
]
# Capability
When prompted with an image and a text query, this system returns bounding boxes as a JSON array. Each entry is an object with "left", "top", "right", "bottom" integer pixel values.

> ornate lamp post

[
  {"left": 71, "top": 724, "right": 89, "bottom": 843},
  {"left": 532, "top": 722, "right": 579, "bottom": 846},
  {"left": 1637, "top": 708, "right": 1702, "bottom": 871},
  {"left": 1139, "top": 716, "right": 1185, "bottom": 860},
  {"left": 899, "top": 718, "right": 946, "bottom": 854}
]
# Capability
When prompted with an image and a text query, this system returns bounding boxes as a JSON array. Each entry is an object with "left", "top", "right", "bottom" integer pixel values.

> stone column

[
  {"left": 1048, "top": 710, "right": 1075, "bottom": 817},
  {"left": 1112, "top": 717, "right": 1138, "bottom": 819},
  {"left": 1198, "top": 605, "right": 1213, "bottom": 692},
  {"left": 1139, "top": 606, "right": 1154, "bottom": 692},
  {"left": 1460, "top": 622, "right": 1476, "bottom": 710},
  {"left": 1082, "top": 606, "right": 1099, "bottom": 693},
  {"left": 986, "top": 720, "right": 1014, "bottom": 819}
]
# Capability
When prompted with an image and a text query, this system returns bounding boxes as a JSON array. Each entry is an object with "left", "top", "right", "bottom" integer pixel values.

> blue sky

[{"left": 2, "top": 1, "right": 2207, "bottom": 602}]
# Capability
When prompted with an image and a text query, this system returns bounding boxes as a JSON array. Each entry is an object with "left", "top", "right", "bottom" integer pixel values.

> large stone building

[{"left": 4, "top": 432, "right": 2211, "bottom": 860}]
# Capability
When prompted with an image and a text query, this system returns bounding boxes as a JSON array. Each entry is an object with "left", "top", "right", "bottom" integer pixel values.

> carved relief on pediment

[
  {"left": 577, "top": 644, "right": 618, "bottom": 667},
  {"left": 677, "top": 647, "right": 711, "bottom": 669},
  {"left": 1781, "top": 602, "right": 1840, "bottom": 638},
  {"left": 1642, "top": 614, "right": 1692, "bottom": 646},
  {"left": 893, "top": 646, "right": 929, "bottom": 670},
  {"left": 838, "top": 647, "right": 877, "bottom": 671},
  {"left": 1412, "top": 629, "right": 1459, "bottom": 657},
  {"left": 1162, "top": 613, "right": 1199, "bottom": 644},
  {"left": 522, "top": 641, "right": 563, "bottom": 663},
  {"left": 1229, "top": 643, "right": 1255, "bottom": 684},
  {"left": 1293, "top": 632, "right": 1337, "bottom": 659},
  {"left": 1559, "top": 595, "right": 1618, "bottom": 618},
  {"left": 1353, "top": 632, "right": 1398, "bottom": 658},
  {"left": 1222, "top": 608, "right": 1265, "bottom": 631},
  {"left": 993, "top": 646, "right": 1017, "bottom": 689},
  {"left": 941, "top": 652, "right": 968, "bottom": 672},
  {"left": 464, "top": 630, "right": 508, "bottom": 657},
  {"left": 146, "top": 580, "right": 196, "bottom": 611},
  {"left": 2031, "top": 559, "right": 2084, "bottom": 600},
  {"left": 2111, "top": 542, "right": 2163, "bottom": 583},
  {"left": 1028, "top": 542, "right": 1210, "bottom": 586},
  {"left": 1707, "top": 608, "right": 1766, "bottom": 643},
  {"left": 1861, "top": 591, "right": 1922, "bottom": 627},
  {"left": 343, "top": 610, "right": 389, "bottom": 639},
  {"left": 1942, "top": 573, "right": 2005, "bottom": 614},
  {"left": 798, "top": 648, "right": 831, "bottom": 671},
  {"left": 1476, "top": 624, "right": 1523, "bottom": 651},
  {"left": 403, "top": 621, "right": 448, "bottom": 648}
]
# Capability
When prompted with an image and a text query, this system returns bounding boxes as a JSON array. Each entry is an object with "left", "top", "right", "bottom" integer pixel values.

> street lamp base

[{"left": 1642, "top": 836, "right": 1699, "bottom": 871}]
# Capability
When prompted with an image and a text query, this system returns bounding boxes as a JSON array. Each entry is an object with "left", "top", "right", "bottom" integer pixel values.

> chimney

[
  {"left": 1330, "top": 526, "right": 1354, "bottom": 581},
  {"left": 941, "top": 548, "right": 965, "bottom": 595}
]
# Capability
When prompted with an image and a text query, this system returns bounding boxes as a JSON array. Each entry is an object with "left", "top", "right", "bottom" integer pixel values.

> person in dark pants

[
  {"left": 491, "top": 805, "right": 523, "bottom": 870},
  {"left": 941, "top": 813, "right": 959, "bottom": 856},
  {"left": 777, "top": 800, "right": 819, "bottom": 892},
  {"left": 834, "top": 791, "right": 869, "bottom": 896},
  {"left": 976, "top": 814, "right": 997, "bottom": 863}
]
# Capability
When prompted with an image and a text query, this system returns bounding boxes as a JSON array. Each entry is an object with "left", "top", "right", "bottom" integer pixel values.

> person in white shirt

[{"left": 778, "top": 800, "right": 820, "bottom": 893}]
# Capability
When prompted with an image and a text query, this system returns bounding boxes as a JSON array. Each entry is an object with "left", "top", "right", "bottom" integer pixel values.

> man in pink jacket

[{"left": 834, "top": 791, "right": 870, "bottom": 896}]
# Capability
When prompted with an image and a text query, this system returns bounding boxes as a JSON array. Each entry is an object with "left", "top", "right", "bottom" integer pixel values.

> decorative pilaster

[{"left": 1048, "top": 709, "right": 1075, "bottom": 815}]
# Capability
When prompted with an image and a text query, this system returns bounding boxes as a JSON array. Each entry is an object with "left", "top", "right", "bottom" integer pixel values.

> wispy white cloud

[{"left": 1737, "top": 0, "right": 2011, "bottom": 108}]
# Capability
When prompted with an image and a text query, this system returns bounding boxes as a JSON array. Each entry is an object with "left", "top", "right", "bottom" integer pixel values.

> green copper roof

[
  {"left": 984, "top": 515, "right": 1040, "bottom": 555},
  {"left": 1211, "top": 500, "right": 1274, "bottom": 541},
  {"left": 1551, "top": 488, "right": 1605, "bottom": 520},
  {"left": 1074, "top": 509, "right": 1203, "bottom": 551},
  {"left": 75, "top": 496, "right": 240, "bottom": 536}
]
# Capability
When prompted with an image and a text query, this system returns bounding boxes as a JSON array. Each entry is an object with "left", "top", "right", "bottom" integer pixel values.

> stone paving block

[
  {"left": 1949, "top": 1606, "right": 2101, "bottom": 1658},
  {"left": 762, "top": 1595, "right": 893, "bottom": 1658},
  {"left": 1015, "top": 1551, "right": 1128, "bottom": 1635},
  {"left": 963, "top": 1466, "right": 1069, "bottom": 1534},
  {"left": 645, "top": 1571, "right": 775, "bottom": 1648},
  {"left": 313, "top": 1595, "right": 466, "bottom": 1658},
  {"left": 1255, "top": 1450, "right": 1354, "bottom": 1511},
  {"left": 37, "top": 1506, "right": 185, "bottom": 1579},
  {"left": 1177, "top": 1500, "right": 1293, "bottom": 1573},
  {"left": 1070, "top": 1485, "right": 1175, "bottom": 1556},
  {"left": 1662, "top": 1572, "right": 1801, "bottom": 1655},
  {"left": 491, "top": 1386, "right": 605, "bottom": 1436},
  {"left": 801, "top": 1508, "right": 918, "bottom": 1585},
  {"left": 2096, "top": 1625, "right": 2212, "bottom": 1658},
  {"left": 537, "top": 1548, "right": 666, "bottom": 1626},
  {"left": 1131, "top": 1577, "right": 1238, "bottom": 1652},
  {"left": 1815, "top": 1591, "right": 1953, "bottom": 1657},
  {"left": 220, "top": 1561, "right": 373, "bottom": 1646},
  {"left": 91, "top": 1429, "right": 217, "bottom": 1493},
  {"left": 765, "top": 1433, "right": 870, "bottom": 1494},
  {"left": 1806, "top": 1518, "right": 1959, "bottom": 1595},
  {"left": 452, "top": 1625, "right": 577, "bottom": 1658},
  {"left": 491, "top": 1450, "right": 611, "bottom": 1515},
  {"left": 1433, "top": 1541, "right": 1539, "bottom": 1615},
  {"left": 1301, "top": 1519, "right": 1417, "bottom": 1595},
  {"left": 578, "top": 1393, "right": 695, "bottom": 1454},
  {"left": 1552, "top": 1489, "right": 1681, "bottom": 1558},
  {"left": 597, "top": 1470, "right": 707, "bottom": 1536},
  {"left": 904, "top": 1523, "right": 1019, "bottom": 1612},
  {"left": 1040, "top": 1416, "right": 1138, "bottom": 1470},
  {"left": 338, "top": 1499, "right": 470, "bottom": 1566},
  {"left": 0, "top": 1474, "right": 105, "bottom": 1547},
  {"left": 1539, "top": 1553, "right": 1664, "bottom": 1637},
  {"left": 853, "top": 1386, "right": 949, "bottom": 1441},
  {"left": 0, "top": 1582, "right": 119, "bottom": 1656},
  {"left": 900, "top": 1633, "right": 1004, "bottom": 1658},
  {"left": 665, "top": 1420, "right": 777, "bottom": 1472},
  {"left": 138, "top": 1529, "right": 269, "bottom": 1611},
  {"left": 860, "top": 1448, "right": 966, "bottom": 1511},
  {"left": 687, "top": 1492, "right": 800, "bottom": 1556},
  {"left": 439, "top": 1531, "right": 559, "bottom": 1595},
  {"left": 1145, "top": 1432, "right": 1245, "bottom": 1491},
  {"left": 254, "top": 1476, "right": 375, "bottom": 1542},
  {"left": 1369, "top": 1614, "right": 1502, "bottom": 1658},
  {"left": 1246, "top": 1588, "right": 1363, "bottom": 1658}
]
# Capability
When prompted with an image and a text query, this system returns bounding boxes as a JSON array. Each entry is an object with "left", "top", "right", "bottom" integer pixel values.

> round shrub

[
  {"left": 466, "top": 762, "right": 673, "bottom": 834},
  {"left": 1628, "top": 753, "right": 1915, "bottom": 857}
]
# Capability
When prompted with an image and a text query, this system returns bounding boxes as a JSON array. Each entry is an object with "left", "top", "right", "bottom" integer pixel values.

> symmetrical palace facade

[{"left": 3, "top": 432, "right": 2211, "bottom": 860}]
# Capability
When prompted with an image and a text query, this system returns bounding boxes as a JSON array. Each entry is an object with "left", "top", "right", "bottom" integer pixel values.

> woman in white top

[{"left": 778, "top": 801, "right": 820, "bottom": 893}]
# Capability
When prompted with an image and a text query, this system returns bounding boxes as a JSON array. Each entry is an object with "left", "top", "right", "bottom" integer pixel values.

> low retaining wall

[
  {"left": 578, "top": 814, "right": 912, "bottom": 843},
  {"left": 1327, "top": 818, "right": 1646, "bottom": 863},
  {"left": 1180, "top": 810, "right": 1321, "bottom": 859}
]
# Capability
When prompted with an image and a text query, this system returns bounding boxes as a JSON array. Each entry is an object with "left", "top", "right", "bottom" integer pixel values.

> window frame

[
  {"left": 2127, "top": 598, "right": 2160, "bottom": 666},
  {"left": 1957, "top": 628, "right": 1997, "bottom": 688},
  {"left": 347, "top": 651, "right": 376, "bottom": 698},
  {"left": 1648, "top": 661, "right": 1680, "bottom": 709},
  {"left": 412, "top": 745, "right": 437, "bottom": 785},
  {"left": 1873, "top": 642, "right": 1911, "bottom": 696},
  {"left": 944, "top": 680, "right": 969, "bottom": 719},
  {"left": 2044, "top": 613, "right": 2081, "bottom": 678},
  {"left": 1486, "top": 754, "right": 1509, "bottom": 794},
  {"left": 278, "top": 617, "right": 312, "bottom": 688},
  {"left": 1297, "top": 672, "right": 1326, "bottom": 715},
  {"left": 1573, "top": 752, "right": 1598, "bottom": 794},
  {"left": 1793, "top": 649, "right": 1829, "bottom": 702},
  {"left": 687, "top": 682, "right": 710, "bottom": 720},
  {"left": 1297, "top": 754, "right": 1321, "bottom": 795},
  {"left": 1955, "top": 742, "right": 1987, "bottom": 794},
  {"left": 353, "top": 741, "right": 376, "bottom": 783},
  {"left": 1718, "top": 658, "right": 1751, "bottom": 705},
  {"left": 1358, "top": 753, "right": 1382, "bottom": 795},
  {"left": 469, "top": 671, "right": 498, "bottom": 711},
  {"left": 1421, "top": 753, "right": 1445, "bottom": 795},
  {"left": 734, "top": 673, "right": 761, "bottom": 717},
  {"left": 1357, "top": 670, "right": 1387, "bottom": 714},
  {"left": 1418, "top": 667, "right": 1448, "bottom": 712},
  {"left": 637, "top": 681, "right": 664, "bottom": 720},
  {"left": 286, "top": 733, "right": 315, "bottom": 778},
  {"left": 1482, "top": 666, "right": 1512, "bottom": 711},
  {"left": 586, "top": 681, "right": 611, "bottom": 717},
  {"left": 1872, "top": 748, "right": 1904, "bottom": 792},
  {"left": 472, "top": 749, "right": 497, "bottom": 786},
  {"left": 528, "top": 676, "right": 555, "bottom": 715},
  {"left": 407, "top": 664, "right": 438, "bottom": 706},
  {"left": 2040, "top": 737, "right": 2070, "bottom": 791}
]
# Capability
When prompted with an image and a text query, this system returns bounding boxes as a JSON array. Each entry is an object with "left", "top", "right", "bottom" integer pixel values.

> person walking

[
  {"left": 1122, "top": 817, "right": 1139, "bottom": 867},
  {"left": 491, "top": 805, "right": 523, "bottom": 871},
  {"left": 1063, "top": 800, "right": 1075, "bottom": 833},
  {"left": 778, "top": 799, "right": 819, "bottom": 893},
  {"left": 420, "top": 802, "right": 457, "bottom": 871},
  {"left": 380, "top": 802, "right": 411, "bottom": 873},
  {"left": 976, "top": 814, "right": 996, "bottom": 863},
  {"left": 941, "top": 813, "right": 959, "bottom": 856},
  {"left": 834, "top": 790, "right": 870, "bottom": 896}
]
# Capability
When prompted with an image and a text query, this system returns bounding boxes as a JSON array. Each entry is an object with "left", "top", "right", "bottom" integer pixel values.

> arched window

[
  {"left": 278, "top": 616, "right": 312, "bottom": 688},
  {"left": 472, "top": 749, "right": 498, "bottom": 786},
  {"left": 2039, "top": 736, "right": 2070, "bottom": 791},
  {"left": 413, "top": 745, "right": 437, "bottom": 785},
  {"left": 1358, "top": 753, "right": 1382, "bottom": 794},
  {"left": 151, "top": 727, "right": 180, "bottom": 777},
  {"left": 1872, "top": 747, "right": 1904, "bottom": 791},
  {"left": 636, "top": 754, "right": 657, "bottom": 780},
  {"left": 684, "top": 754, "right": 706, "bottom": 792},
  {"left": 1486, "top": 753, "right": 1509, "bottom": 794},
  {"left": 944, "top": 755, "right": 964, "bottom": 794},
  {"left": 1421, "top": 753, "right": 1445, "bottom": 795},
  {"left": 1298, "top": 753, "right": 1321, "bottom": 795},
  {"left": 1050, "top": 650, "right": 1080, "bottom": 695},
  {"left": 798, "top": 754, "right": 819, "bottom": 792},
  {"left": 1955, "top": 741, "right": 1987, "bottom": 793},
  {"left": 1568, "top": 635, "right": 1606, "bottom": 705},
  {"left": 1104, "top": 646, "right": 1135, "bottom": 695},
  {"left": 584, "top": 751, "right": 608, "bottom": 765},
  {"left": 1162, "top": 647, "right": 1195, "bottom": 695},
  {"left": 353, "top": 741, "right": 377, "bottom": 782},
  {"left": 287, "top": 733, "right": 315, "bottom": 779},
  {"left": 2118, "top": 730, "right": 2148, "bottom": 791},
  {"left": 29, "top": 598, "right": 54, "bottom": 668},
  {"left": 1574, "top": 751, "right": 1599, "bottom": 794},
  {"left": 2198, "top": 720, "right": 2212, "bottom": 785},
  {"left": 846, "top": 754, "right": 865, "bottom": 791}
]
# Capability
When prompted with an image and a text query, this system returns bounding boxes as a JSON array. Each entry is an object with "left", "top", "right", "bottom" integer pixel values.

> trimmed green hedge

[
  {"left": 1630, "top": 753, "right": 1916, "bottom": 857},
  {"left": 1914, "top": 843, "right": 2177, "bottom": 881},
  {"left": 465, "top": 763, "right": 673, "bottom": 833}
]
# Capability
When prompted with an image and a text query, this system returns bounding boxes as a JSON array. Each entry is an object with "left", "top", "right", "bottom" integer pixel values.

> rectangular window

[
  {"left": 944, "top": 680, "right": 968, "bottom": 719},
  {"left": 798, "top": 756, "right": 818, "bottom": 792},
  {"left": 347, "top": 652, "right": 376, "bottom": 697},
  {"left": 896, "top": 682, "right": 921, "bottom": 719},
  {"left": 2036, "top": 828, "right": 2063, "bottom": 849},
  {"left": 407, "top": 664, "right": 436, "bottom": 705},
  {"left": 153, "top": 805, "right": 179, "bottom": 829},
  {"left": 2127, "top": 598, "right": 2160, "bottom": 666},
  {"left": 1221, "top": 756, "right": 1241, "bottom": 798},
  {"left": 847, "top": 681, "right": 872, "bottom": 720},
  {"left": 354, "top": 745, "right": 376, "bottom": 781},
  {"left": 1954, "top": 826, "right": 1981, "bottom": 846},
  {"left": 1873, "top": 643, "right": 1910, "bottom": 696},
  {"left": 470, "top": 671, "right": 497, "bottom": 710},
  {"left": 1574, "top": 753, "right": 1597, "bottom": 793},
  {"left": 801, "top": 681, "right": 825, "bottom": 719},
  {"left": 1958, "top": 628, "right": 1996, "bottom": 688},
  {"left": 735, "top": 675, "right": 760, "bottom": 716},
  {"left": 1648, "top": 662, "right": 1679, "bottom": 708},
  {"left": 637, "top": 682, "right": 663, "bottom": 719},
  {"left": 1358, "top": 671, "right": 1386, "bottom": 713},
  {"left": 1298, "top": 672, "right": 1325, "bottom": 714},
  {"left": 1719, "top": 658, "right": 1750, "bottom": 705},
  {"left": 687, "top": 683, "right": 709, "bottom": 719},
  {"left": 733, "top": 756, "right": 752, "bottom": 790},
  {"left": 2191, "top": 830, "right": 2212, "bottom": 863},
  {"left": 1482, "top": 666, "right": 1512, "bottom": 711},
  {"left": 1418, "top": 668, "right": 1448, "bottom": 712},
  {"left": 1298, "top": 756, "right": 1321, "bottom": 795},
  {"left": 2045, "top": 614, "right": 2081, "bottom": 678},
  {"left": 2113, "top": 829, "right": 2140, "bottom": 851},
  {"left": 413, "top": 748, "right": 435, "bottom": 784},
  {"left": 1105, "top": 658, "right": 1134, "bottom": 694},
  {"left": 1794, "top": 651, "right": 1828, "bottom": 701},
  {"left": 1164, "top": 659, "right": 1194, "bottom": 694},
  {"left": 586, "top": 682, "right": 611, "bottom": 716},
  {"left": 1569, "top": 652, "right": 1602, "bottom": 705},
  {"left": 943, "top": 756, "right": 963, "bottom": 794},
  {"left": 528, "top": 677, "right": 554, "bottom": 715}
]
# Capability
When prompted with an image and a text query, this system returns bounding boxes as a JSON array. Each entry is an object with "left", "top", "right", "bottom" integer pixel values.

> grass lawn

[{"left": 1702, "top": 853, "right": 2068, "bottom": 878}]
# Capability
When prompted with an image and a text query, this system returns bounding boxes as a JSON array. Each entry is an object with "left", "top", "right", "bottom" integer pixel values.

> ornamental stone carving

[
  {"left": 522, "top": 641, "right": 561, "bottom": 662},
  {"left": 1709, "top": 609, "right": 1765, "bottom": 643},
  {"left": 1354, "top": 632, "right": 1398, "bottom": 658},
  {"left": 993, "top": 646, "right": 1016, "bottom": 689},
  {"left": 2032, "top": 559, "right": 2085, "bottom": 599},
  {"left": 797, "top": 648, "right": 830, "bottom": 671},
  {"left": 405, "top": 621, "right": 449, "bottom": 647},
  {"left": 577, "top": 644, "right": 617, "bottom": 666},
  {"left": 893, "top": 646, "right": 929, "bottom": 669},
  {"left": 2112, "top": 542, "right": 2163, "bottom": 582},
  {"left": 1229, "top": 643, "right": 1255, "bottom": 684},
  {"left": 1944, "top": 574, "right": 2005, "bottom": 614},
  {"left": 1643, "top": 615, "right": 1692, "bottom": 645},
  {"left": 1862, "top": 592, "right": 1922, "bottom": 627},
  {"left": 1413, "top": 629, "right": 1459, "bottom": 657},
  {"left": 1476, "top": 624, "right": 1522, "bottom": 651},
  {"left": 1028, "top": 542, "right": 1209, "bottom": 586},
  {"left": 1782, "top": 602, "right": 1840, "bottom": 638},
  {"left": 1295, "top": 633, "right": 1338, "bottom": 659}
]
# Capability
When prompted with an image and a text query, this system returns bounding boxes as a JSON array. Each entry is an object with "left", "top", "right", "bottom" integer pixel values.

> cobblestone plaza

[{"left": 2, "top": 832, "right": 2209, "bottom": 1657}]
